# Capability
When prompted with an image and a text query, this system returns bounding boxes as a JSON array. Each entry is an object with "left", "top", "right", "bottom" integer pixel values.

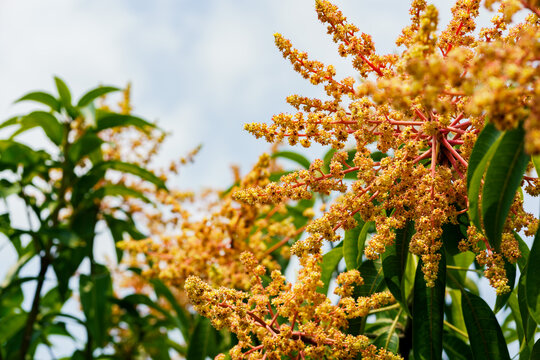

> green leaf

[
  {"left": 15, "top": 91, "right": 60, "bottom": 112},
  {"left": 513, "top": 231, "right": 530, "bottom": 272},
  {"left": 0, "top": 311, "right": 27, "bottom": 342},
  {"left": 271, "top": 151, "right": 311, "bottom": 170},
  {"left": 79, "top": 264, "right": 112, "bottom": 348},
  {"left": 68, "top": 133, "right": 103, "bottom": 163},
  {"left": 356, "top": 259, "right": 385, "bottom": 297},
  {"left": 442, "top": 333, "right": 473, "bottom": 360},
  {"left": 507, "top": 290, "right": 525, "bottom": 345},
  {"left": 322, "top": 148, "right": 336, "bottom": 173},
  {"left": 150, "top": 279, "right": 191, "bottom": 340},
  {"left": 90, "top": 184, "right": 152, "bottom": 203},
  {"left": 447, "top": 290, "right": 467, "bottom": 340},
  {"left": 0, "top": 179, "right": 21, "bottom": 199},
  {"left": 12, "top": 111, "right": 64, "bottom": 145},
  {"left": 54, "top": 76, "right": 72, "bottom": 106},
  {"left": 373, "top": 331, "right": 399, "bottom": 354},
  {"left": 318, "top": 244, "right": 343, "bottom": 295},
  {"left": 92, "top": 161, "right": 166, "bottom": 189},
  {"left": 442, "top": 222, "right": 466, "bottom": 256},
  {"left": 461, "top": 289, "right": 511, "bottom": 360},
  {"left": 482, "top": 126, "right": 529, "bottom": 251},
  {"left": 467, "top": 123, "right": 501, "bottom": 190},
  {"left": 356, "top": 221, "right": 372, "bottom": 265},
  {"left": 526, "top": 228, "right": 540, "bottom": 324},
  {"left": 104, "top": 214, "right": 145, "bottom": 262},
  {"left": 186, "top": 317, "right": 211, "bottom": 360},
  {"left": 95, "top": 112, "right": 156, "bottom": 133},
  {"left": 343, "top": 213, "right": 364, "bottom": 271},
  {"left": 518, "top": 266, "right": 537, "bottom": 346},
  {"left": 53, "top": 247, "right": 87, "bottom": 299},
  {"left": 467, "top": 133, "right": 502, "bottom": 232},
  {"left": 531, "top": 339, "right": 540, "bottom": 360},
  {"left": 77, "top": 86, "right": 120, "bottom": 107},
  {"left": 494, "top": 260, "right": 516, "bottom": 313},
  {"left": 446, "top": 251, "right": 475, "bottom": 291},
  {"left": 382, "top": 221, "right": 414, "bottom": 307},
  {"left": 412, "top": 252, "right": 445, "bottom": 360},
  {"left": 0, "top": 140, "right": 44, "bottom": 168}
]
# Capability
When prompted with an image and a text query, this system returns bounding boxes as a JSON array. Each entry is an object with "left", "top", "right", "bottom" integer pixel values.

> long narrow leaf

[
  {"left": 467, "top": 123, "right": 501, "bottom": 190},
  {"left": 95, "top": 113, "right": 156, "bottom": 133},
  {"left": 318, "top": 244, "right": 343, "bottom": 295},
  {"left": 461, "top": 289, "right": 511, "bottom": 360},
  {"left": 526, "top": 228, "right": 540, "bottom": 324},
  {"left": 93, "top": 161, "right": 166, "bottom": 189},
  {"left": 271, "top": 151, "right": 311, "bottom": 170},
  {"left": 15, "top": 91, "right": 60, "bottom": 112},
  {"left": 382, "top": 221, "right": 414, "bottom": 306},
  {"left": 186, "top": 317, "right": 211, "bottom": 360},
  {"left": 343, "top": 214, "right": 364, "bottom": 271},
  {"left": 77, "top": 86, "right": 120, "bottom": 107},
  {"left": 482, "top": 126, "right": 529, "bottom": 251},
  {"left": 468, "top": 135, "right": 501, "bottom": 231},
  {"left": 412, "top": 252, "right": 445, "bottom": 360}
]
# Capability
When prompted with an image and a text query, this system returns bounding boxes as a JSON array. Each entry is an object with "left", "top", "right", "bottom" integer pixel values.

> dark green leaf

[
  {"left": 482, "top": 126, "right": 529, "bottom": 251},
  {"left": 442, "top": 222, "right": 466, "bottom": 256},
  {"left": 494, "top": 260, "right": 516, "bottom": 313},
  {"left": 271, "top": 151, "right": 311, "bottom": 170},
  {"left": 92, "top": 161, "right": 166, "bottom": 189},
  {"left": 15, "top": 91, "right": 61, "bottom": 112},
  {"left": 151, "top": 279, "right": 191, "bottom": 340},
  {"left": 79, "top": 264, "right": 112, "bottom": 348},
  {"left": 0, "top": 140, "right": 45, "bottom": 167},
  {"left": 383, "top": 221, "right": 414, "bottom": 307},
  {"left": 461, "top": 289, "right": 511, "bottom": 360},
  {"left": 356, "top": 259, "right": 384, "bottom": 297},
  {"left": 90, "top": 184, "right": 152, "bottom": 204},
  {"left": 467, "top": 123, "right": 501, "bottom": 190},
  {"left": 343, "top": 213, "right": 364, "bottom": 271},
  {"left": 53, "top": 247, "right": 86, "bottom": 299},
  {"left": 526, "top": 228, "right": 540, "bottom": 324},
  {"left": 373, "top": 331, "right": 399, "bottom": 354},
  {"left": 531, "top": 339, "right": 540, "bottom": 359},
  {"left": 356, "top": 221, "right": 372, "bottom": 265},
  {"left": 507, "top": 291, "right": 524, "bottom": 345},
  {"left": 318, "top": 244, "right": 343, "bottom": 295},
  {"left": 186, "top": 317, "right": 211, "bottom": 360},
  {"left": 68, "top": 133, "right": 103, "bottom": 163},
  {"left": 467, "top": 133, "right": 502, "bottom": 232},
  {"left": 518, "top": 267, "right": 537, "bottom": 346},
  {"left": 442, "top": 333, "right": 473, "bottom": 360},
  {"left": 95, "top": 112, "right": 155, "bottom": 133},
  {"left": 513, "top": 231, "right": 529, "bottom": 272},
  {"left": 412, "top": 252, "right": 445, "bottom": 360},
  {"left": 77, "top": 86, "right": 120, "bottom": 107}
]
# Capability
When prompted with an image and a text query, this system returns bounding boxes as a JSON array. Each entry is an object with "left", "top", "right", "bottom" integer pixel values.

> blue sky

[{"left": 0, "top": 0, "right": 536, "bottom": 357}]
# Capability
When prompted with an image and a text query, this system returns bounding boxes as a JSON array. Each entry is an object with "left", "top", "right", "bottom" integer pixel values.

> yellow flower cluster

[
  {"left": 235, "top": 0, "right": 539, "bottom": 290},
  {"left": 186, "top": 252, "right": 398, "bottom": 360},
  {"left": 118, "top": 152, "right": 310, "bottom": 304}
]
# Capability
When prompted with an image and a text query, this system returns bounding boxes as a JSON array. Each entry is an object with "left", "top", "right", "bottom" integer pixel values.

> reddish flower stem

[
  {"left": 443, "top": 147, "right": 465, "bottom": 179},
  {"left": 413, "top": 149, "right": 432, "bottom": 164},
  {"left": 450, "top": 113, "right": 465, "bottom": 126},
  {"left": 441, "top": 136, "right": 468, "bottom": 167}
]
